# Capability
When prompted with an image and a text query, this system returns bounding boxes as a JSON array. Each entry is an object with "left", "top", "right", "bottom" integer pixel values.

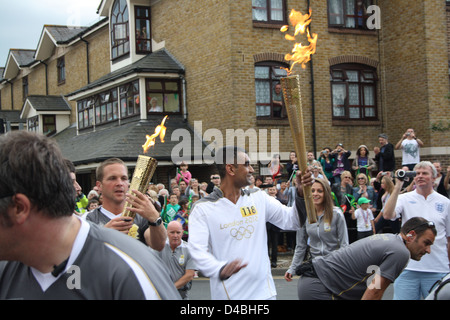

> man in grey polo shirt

[
  {"left": 155, "top": 221, "right": 196, "bottom": 299},
  {"left": 0, "top": 131, "right": 179, "bottom": 300},
  {"left": 297, "top": 217, "right": 436, "bottom": 300}
]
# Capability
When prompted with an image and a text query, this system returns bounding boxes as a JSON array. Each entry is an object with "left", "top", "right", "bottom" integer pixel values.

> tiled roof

[
  {"left": 0, "top": 110, "right": 25, "bottom": 123},
  {"left": 26, "top": 95, "right": 71, "bottom": 112},
  {"left": 10, "top": 49, "right": 36, "bottom": 67},
  {"left": 53, "top": 115, "right": 204, "bottom": 166},
  {"left": 45, "top": 25, "right": 89, "bottom": 43}
]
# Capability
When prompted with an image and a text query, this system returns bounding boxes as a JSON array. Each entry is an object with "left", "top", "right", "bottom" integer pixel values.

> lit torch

[
  {"left": 122, "top": 116, "right": 168, "bottom": 221},
  {"left": 280, "top": 8, "right": 318, "bottom": 224}
]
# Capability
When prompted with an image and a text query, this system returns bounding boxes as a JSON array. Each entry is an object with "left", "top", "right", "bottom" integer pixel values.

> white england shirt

[
  {"left": 394, "top": 190, "right": 450, "bottom": 273},
  {"left": 188, "top": 188, "right": 300, "bottom": 300}
]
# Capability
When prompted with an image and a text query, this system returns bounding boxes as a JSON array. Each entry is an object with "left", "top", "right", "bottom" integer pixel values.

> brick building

[{"left": 0, "top": 0, "right": 449, "bottom": 190}]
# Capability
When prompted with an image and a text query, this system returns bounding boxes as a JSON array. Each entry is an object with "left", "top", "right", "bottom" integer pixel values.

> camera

[{"left": 396, "top": 170, "right": 416, "bottom": 181}]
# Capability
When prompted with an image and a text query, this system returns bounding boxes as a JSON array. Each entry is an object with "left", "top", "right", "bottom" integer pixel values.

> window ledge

[
  {"left": 253, "top": 21, "right": 286, "bottom": 29},
  {"left": 256, "top": 118, "right": 290, "bottom": 126},
  {"left": 332, "top": 119, "right": 381, "bottom": 126},
  {"left": 328, "top": 27, "right": 377, "bottom": 36}
]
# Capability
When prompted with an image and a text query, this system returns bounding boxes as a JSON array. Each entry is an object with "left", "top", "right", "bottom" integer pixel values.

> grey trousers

[{"left": 297, "top": 276, "right": 334, "bottom": 300}]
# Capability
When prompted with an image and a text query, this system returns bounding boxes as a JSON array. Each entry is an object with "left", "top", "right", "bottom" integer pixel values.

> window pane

[
  {"left": 83, "top": 110, "right": 89, "bottom": 128},
  {"left": 349, "top": 107, "right": 360, "bottom": 118},
  {"left": 101, "top": 105, "right": 107, "bottom": 122},
  {"left": 329, "top": 0, "right": 344, "bottom": 25},
  {"left": 332, "top": 83, "right": 346, "bottom": 105},
  {"left": 165, "top": 93, "right": 180, "bottom": 112},
  {"left": 256, "top": 105, "right": 271, "bottom": 117},
  {"left": 147, "top": 82, "right": 163, "bottom": 90},
  {"left": 89, "top": 108, "right": 94, "bottom": 126},
  {"left": 252, "top": 0, "right": 268, "bottom": 21},
  {"left": 96, "top": 106, "right": 101, "bottom": 123},
  {"left": 349, "top": 84, "right": 359, "bottom": 105},
  {"left": 255, "top": 81, "right": 270, "bottom": 104},
  {"left": 107, "top": 103, "right": 113, "bottom": 121},
  {"left": 148, "top": 94, "right": 163, "bottom": 112},
  {"left": 255, "top": 66, "right": 270, "bottom": 79},
  {"left": 273, "top": 67, "right": 288, "bottom": 78},
  {"left": 165, "top": 82, "right": 178, "bottom": 91},
  {"left": 364, "top": 86, "right": 374, "bottom": 105},
  {"left": 347, "top": 70, "right": 358, "bottom": 82},
  {"left": 333, "top": 106, "right": 345, "bottom": 117},
  {"left": 121, "top": 98, "right": 127, "bottom": 117},
  {"left": 78, "top": 112, "right": 84, "bottom": 128},
  {"left": 271, "top": 0, "right": 283, "bottom": 21},
  {"left": 113, "top": 101, "right": 119, "bottom": 120},
  {"left": 332, "top": 70, "right": 344, "bottom": 79},
  {"left": 364, "top": 107, "right": 374, "bottom": 117}
]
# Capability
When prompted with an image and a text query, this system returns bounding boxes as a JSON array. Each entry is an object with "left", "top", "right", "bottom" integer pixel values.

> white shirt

[
  {"left": 188, "top": 189, "right": 300, "bottom": 300},
  {"left": 401, "top": 139, "right": 420, "bottom": 165},
  {"left": 354, "top": 208, "right": 374, "bottom": 232},
  {"left": 393, "top": 190, "right": 450, "bottom": 273}
]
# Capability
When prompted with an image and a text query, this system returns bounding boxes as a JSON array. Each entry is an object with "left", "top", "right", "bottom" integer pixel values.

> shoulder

[{"left": 85, "top": 207, "right": 103, "bottom": 222}]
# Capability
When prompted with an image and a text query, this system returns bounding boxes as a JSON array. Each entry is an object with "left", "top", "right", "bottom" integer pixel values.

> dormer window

[
  {"left": 135, "top": 6, "right": 152, "bottom": 54},
  {"left": 111, "top": 0, "right": 129, "bottom": 60}
]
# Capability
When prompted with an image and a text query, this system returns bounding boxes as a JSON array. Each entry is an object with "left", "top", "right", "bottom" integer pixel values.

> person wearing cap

[
  {"left": 352, "top": 145, "right": 376, "bottom": 179},
  {"left": 374, "top": 133, "right": 395, "bottom": 173},
  {"left": 352, "top": 197, "right": 375, "bottom": 240}
]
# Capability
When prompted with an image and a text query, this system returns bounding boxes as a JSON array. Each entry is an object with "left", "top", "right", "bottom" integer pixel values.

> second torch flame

[{"left": 142, "top": 115, "right": 168, "bottom": 153}]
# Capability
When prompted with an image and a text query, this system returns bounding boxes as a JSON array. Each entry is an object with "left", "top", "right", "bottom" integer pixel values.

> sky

[{"left": 0, "top": 0, "right": 102, "bottom": 67}]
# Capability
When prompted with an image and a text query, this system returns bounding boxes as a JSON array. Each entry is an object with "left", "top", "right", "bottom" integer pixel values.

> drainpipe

[
  {"left": 80, "top": 36, "right": 90, "bottom": 84},
  {"left": 307, "top": 0, "right": 317, "bottom": 156},
  {"left": 182, "top": 75, "right": 187, "bottom": 122}
]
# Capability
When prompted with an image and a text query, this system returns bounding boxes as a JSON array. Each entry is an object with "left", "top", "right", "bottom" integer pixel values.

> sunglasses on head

[{"left": 406, "top": 221, "right": 435, "bottom": 234}]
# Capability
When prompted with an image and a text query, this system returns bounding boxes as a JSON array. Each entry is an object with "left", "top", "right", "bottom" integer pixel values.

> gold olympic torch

[
  {"left": 122, "top": 116, "right": 168, "bottom": 220},
  {"left": 280, "top": 9, "right": 318, "bottom": 224}
]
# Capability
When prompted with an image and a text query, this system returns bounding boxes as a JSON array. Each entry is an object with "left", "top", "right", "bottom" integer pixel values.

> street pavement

[
  {"left": 189, "top": 275, "right": 394, "bottom": 300},
  {"left": 188, "top": 252, "right": 394, "bottom": 300}
]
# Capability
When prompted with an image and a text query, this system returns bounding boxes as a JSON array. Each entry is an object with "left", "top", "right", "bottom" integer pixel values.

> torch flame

[
  {"left": 142, "top": 115, "right": 168, "bottom": 153},
  {"left": 281, "top": 8, "right": 318, "bottom": 74}
]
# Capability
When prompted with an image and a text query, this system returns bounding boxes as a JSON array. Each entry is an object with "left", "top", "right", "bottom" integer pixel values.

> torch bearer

[
  {"left": 280, "top": 9, "right": 318, "bottom": 224},
  {"left": 122, "top": 116, "right": 167, "bottom": 237}
]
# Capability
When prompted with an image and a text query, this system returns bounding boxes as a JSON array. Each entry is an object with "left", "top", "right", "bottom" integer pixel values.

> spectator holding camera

[
  {"left": 395, "top": 128, "right": 424, "bottom": 170},
  {"left": 330, "top": 143, "right": 352, "bottom": 185},
  {"left": 383, "top": 161, "right": 450, "bottom": 300},
  {"left": 319, "top": 147, "right": 335, "bottom": 183}
]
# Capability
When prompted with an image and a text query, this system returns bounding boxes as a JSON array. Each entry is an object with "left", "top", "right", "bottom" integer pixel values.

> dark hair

[
  {"left": 178, "top": 198, "right": 189, "bottom": 207},
  {"left": 215, "top": 146, "right": 247, "bottom": 179},
  {"left": 0, "top": 131, "right": 75, "bottom": 218},
  {"left": 401, "top": 217, "right": 437, "bottom": 237},
  {"left": 64, "top": 159, "right": 76, "bottom": 173}
]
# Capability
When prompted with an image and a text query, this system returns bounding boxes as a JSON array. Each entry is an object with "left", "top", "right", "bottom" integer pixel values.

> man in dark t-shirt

[{"left": 297, "top": 217, "right": 436, "bottom": 300}]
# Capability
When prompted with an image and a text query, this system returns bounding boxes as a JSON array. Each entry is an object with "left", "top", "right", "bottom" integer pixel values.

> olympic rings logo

[{"left": 230, "top": 225, "right": 255, "bottom": 240}]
